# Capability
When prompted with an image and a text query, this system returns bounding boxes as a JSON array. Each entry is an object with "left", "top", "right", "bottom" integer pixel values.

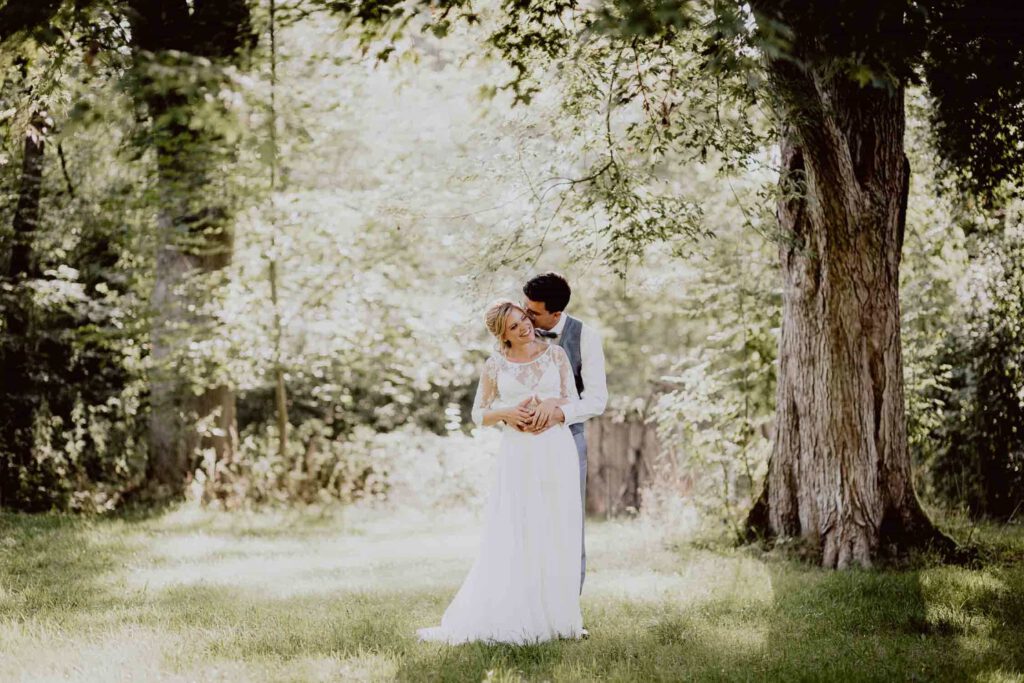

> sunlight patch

[
  {"left": 0, "top": 624, "right": 188, "bottom": 682},
  {"left": 594, "top": 554, "right": 773, "bottom": 607},
  {"left": 973, "top": 670, "right": 1024, "bottom": 683},
  {"left": 335, "top": 649, "right": 400, "bottom": 682},
  {"left": 702, "top": 621, "right": 768, "bottom": 654},
  {"left": 920, "top": 567, "right": 1007, "bottom": 638},
  {"left": 122, "top": 528, "right": 481, "bottom": 596}
]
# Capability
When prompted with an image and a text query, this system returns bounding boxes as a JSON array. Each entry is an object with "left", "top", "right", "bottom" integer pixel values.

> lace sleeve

[
  {"left": 554, "top": 345, "right": 579, "bottom": 402},
  {"left": 470, "top": 356, "right": 500, "bottom": 427}
]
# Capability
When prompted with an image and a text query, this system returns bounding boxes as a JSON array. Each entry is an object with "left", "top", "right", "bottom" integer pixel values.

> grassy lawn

[{"left": 1, "top": 504, "right": 1022, "bottom": 682}]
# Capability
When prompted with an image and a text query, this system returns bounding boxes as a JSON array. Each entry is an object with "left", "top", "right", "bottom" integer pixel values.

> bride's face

[{"left": 503, "top": 308, "right": 535, "bottom": 348}]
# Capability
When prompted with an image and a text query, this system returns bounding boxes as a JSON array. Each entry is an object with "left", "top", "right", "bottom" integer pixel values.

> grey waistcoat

[{"left": 557, "top": 315, "right": 586, "bottom": 436}]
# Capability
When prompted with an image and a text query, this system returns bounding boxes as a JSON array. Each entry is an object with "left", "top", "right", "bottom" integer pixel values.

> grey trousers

[{"left": 573, "top": 430, "right": 588, "bottom": 595}]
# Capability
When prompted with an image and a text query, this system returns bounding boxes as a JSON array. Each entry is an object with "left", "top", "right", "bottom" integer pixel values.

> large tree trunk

[
  {"left": 127, "top": 0, "right": 251, "bottom": 496},
  {"left": 0, "top": 113, "right": 46, "bottom": 507},
  {"left": 146, "top": 195, "right": 237, "bottom": 492},
  {"left": 745, "top": 54, "right": 956, "bottom": 567}
]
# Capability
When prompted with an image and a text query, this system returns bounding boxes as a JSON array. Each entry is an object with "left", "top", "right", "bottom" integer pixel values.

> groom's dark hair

[{"left": 523, "top": 272, "right": 571, "bottom": 313}]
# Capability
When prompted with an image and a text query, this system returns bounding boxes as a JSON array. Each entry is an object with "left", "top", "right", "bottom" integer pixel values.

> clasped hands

[{"left": 505, "top": 395, "right": 565, "bottom": 434}]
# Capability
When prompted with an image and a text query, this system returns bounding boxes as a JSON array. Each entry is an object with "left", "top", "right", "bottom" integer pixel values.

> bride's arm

[
  {"left": 481, "top": 401, "right": 531, "bottom": 428},
  {"left": 471, "top": 357, "right": 532, "bottom": 429}
]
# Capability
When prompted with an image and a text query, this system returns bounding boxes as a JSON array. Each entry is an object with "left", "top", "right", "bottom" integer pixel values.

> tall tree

[
  {"left": 738, "top": 0, "right": 1023, "bottom": 566},
  {"left": 125, "top": 0, "right": 254, "bottom": 495},
  {"left": 0, "top": 4, "right": 153, "bottom": 511},
  {"left": 2, "top": 0, "right": 254, "bottom": 499},
  {"left": 0, "top": 107, "right": 48, "bottom": 507},
  {"left": 742, "top": 6, "right": 927, "bottom": 567},
  {"left": 266, "top": 0, "right": 290, "bottom": 461}
]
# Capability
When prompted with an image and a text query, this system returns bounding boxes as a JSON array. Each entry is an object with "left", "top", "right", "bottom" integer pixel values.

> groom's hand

[
  {"left": 508, "top": 397, "right": 534, "bottom": 431},
  {"left": 527, "top": 399, "right": 564, "bottom": 433}
]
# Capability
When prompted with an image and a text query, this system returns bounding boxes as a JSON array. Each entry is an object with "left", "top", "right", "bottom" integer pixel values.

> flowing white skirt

[{"left": 417, "top": 424, "right": 584, "bottom": 645}]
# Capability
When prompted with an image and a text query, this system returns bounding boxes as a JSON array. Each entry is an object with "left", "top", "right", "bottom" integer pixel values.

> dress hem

[{"left": 415, "top": 624, "right": 584, "bottom": 646}]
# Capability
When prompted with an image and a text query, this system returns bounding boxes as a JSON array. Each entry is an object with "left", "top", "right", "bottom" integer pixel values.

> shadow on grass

[
  {"left": 0, "top": 511, "right": 150, "bottom": 619},
  {"left": 0, "top": 504, "right": 301, "bottom": 622}
]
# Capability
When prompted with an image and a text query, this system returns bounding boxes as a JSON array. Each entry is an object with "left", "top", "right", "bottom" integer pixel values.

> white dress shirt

[{"left": 548, "top": 313, "right": 608, "bottom": 427}]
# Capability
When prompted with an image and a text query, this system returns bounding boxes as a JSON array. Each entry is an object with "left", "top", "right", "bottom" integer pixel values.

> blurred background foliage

[{"left": 0, "top": 1, "right": 1021, "bottom": 531}]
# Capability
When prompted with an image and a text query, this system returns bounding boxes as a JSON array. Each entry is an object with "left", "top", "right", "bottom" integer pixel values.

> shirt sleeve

[
  {"left": 561, "top": 323, "right": 608, "bottom": 426},
  {"left": 470, "top": 356, "right": 500, "bottom": 427}
]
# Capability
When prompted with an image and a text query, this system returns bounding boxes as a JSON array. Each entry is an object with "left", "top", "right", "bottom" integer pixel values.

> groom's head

[{"left": 522, "top": 272, "right": 570, "bottom": 331}]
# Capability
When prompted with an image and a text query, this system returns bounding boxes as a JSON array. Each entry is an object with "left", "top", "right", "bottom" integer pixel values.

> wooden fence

[{"left": 583, "top": 413, "right": 660, "bottom": 517}]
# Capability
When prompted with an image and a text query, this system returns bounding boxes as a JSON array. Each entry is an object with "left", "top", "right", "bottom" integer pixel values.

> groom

[{"left": 521, "top": 272, "right": 608, "bottom": 603}]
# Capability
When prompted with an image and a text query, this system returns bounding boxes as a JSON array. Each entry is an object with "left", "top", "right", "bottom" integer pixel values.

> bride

[{"left": 416, "top": 299, "right": 584, "bottom": 645}]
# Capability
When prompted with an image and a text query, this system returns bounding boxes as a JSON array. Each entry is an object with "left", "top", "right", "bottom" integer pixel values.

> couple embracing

[{"left": 417, "top": 272, "right": 608, "bottom": 645}]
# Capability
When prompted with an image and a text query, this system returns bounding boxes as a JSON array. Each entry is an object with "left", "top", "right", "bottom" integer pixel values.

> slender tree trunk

[
  {"left": 745, "top": 55, "right": 955, "bottom": 567},
  {"left": 268, "top": 0, "right": 290, "bottom": 459},
  {"left": 269, "top": 258, "right": 289, "bottom": 458},
  {"left": 0, "top": 113, "right": 46, "bottom": 507}
]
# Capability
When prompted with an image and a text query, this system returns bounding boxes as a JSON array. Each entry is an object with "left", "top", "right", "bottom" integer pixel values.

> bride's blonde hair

[{"left": 484, "top": 299, "right": 524, "bottom": 353}]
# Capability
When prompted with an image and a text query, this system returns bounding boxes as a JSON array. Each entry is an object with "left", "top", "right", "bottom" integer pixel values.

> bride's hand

[
  {"left": 527, "top": 398, "right": 564, "bottom": 433},
  {"left": 505, "top": 398, "right": 534, "bottom": 431}
]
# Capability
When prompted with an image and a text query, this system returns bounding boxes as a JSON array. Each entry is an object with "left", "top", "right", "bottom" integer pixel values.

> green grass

[{"left": 1, "top": 505, "right": 1022, "bottom": 682}]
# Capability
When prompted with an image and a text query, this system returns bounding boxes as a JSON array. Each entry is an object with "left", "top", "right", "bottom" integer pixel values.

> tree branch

[{"left": 57, "top": 142, "right": 75, "bottom": 199}]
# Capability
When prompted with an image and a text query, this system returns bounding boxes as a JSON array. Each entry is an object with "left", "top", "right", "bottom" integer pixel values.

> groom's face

[{"left": 523, "top": 298, "right": 561, "bottom": 331}]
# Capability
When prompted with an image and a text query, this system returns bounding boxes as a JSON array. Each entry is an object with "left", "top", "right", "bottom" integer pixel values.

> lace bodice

[{"left": 471, "top": 344, "right": 579, "bottom": 427}]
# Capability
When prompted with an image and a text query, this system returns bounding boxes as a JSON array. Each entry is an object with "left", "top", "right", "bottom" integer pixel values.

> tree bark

[
  {"left": 744, "top": 53, "right": 956, "bottom": 567},
  {"left": 146, "top": 198, "right": 237, "bottom": 493},
  {"left": 8, "top": 114, "right": 46, "bottom": 279},
  {"left": 0, "top": 113, "right": 47, "bottom": 507},
  {"left": 127, "top": 0, "right": 251, "bottom": 496}
]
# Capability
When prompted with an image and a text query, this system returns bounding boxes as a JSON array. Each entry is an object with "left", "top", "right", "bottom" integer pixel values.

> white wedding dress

[{"left": 417, "top": 343, "right": 584, "bottom": 645}]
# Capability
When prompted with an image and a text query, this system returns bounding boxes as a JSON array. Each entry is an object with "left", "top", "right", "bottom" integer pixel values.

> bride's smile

[{"left": 505, "top": 310, "right": 535, "bottom": 346}]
